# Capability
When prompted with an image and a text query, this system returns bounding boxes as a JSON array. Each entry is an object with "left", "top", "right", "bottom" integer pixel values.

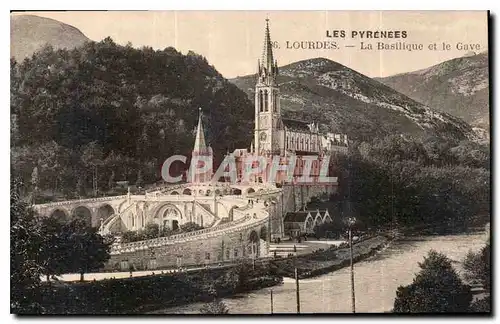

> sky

[{"left": 13, "top": 11, "right": 488, "bottom": 79}]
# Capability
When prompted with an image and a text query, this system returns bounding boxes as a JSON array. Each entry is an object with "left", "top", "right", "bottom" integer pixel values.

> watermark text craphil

[{"left": 161, "top": 154, "right": 338, "bottom": 185}]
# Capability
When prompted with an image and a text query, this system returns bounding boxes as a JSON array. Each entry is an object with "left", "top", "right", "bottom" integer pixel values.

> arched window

[
  {"left": 273, "top": 91, "right": 277, "bottom": 112},
  {"left": 306, "top": 138, "right": 309, "bottom": 151},
  {"left": 259, "top": 90, "right": 264, "bottom": 112},
  {"left": 264, "top": 90, "right": 269, "bottom": 112}
]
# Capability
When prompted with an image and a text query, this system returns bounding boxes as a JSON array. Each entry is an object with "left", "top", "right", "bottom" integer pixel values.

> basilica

[
  {"left": 189, "top": 19, "right": 349, "bottom": 185},
  {"left": 251, "top": 19, "right": 348, "bottom": 157}
]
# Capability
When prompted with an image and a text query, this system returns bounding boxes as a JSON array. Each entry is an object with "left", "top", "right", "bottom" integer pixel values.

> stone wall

[{"left": 106, "top": 221, "right": 268, "bottom": 271}]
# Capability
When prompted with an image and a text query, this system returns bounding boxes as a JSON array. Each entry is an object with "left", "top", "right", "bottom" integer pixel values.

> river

[{"left": 153, "top": 230, "right": 488, "bottom": 314}]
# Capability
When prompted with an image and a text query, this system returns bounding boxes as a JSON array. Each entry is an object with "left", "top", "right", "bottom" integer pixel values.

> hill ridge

[{"left": 231, "top": 57, "right": 477, "bottom": 142}]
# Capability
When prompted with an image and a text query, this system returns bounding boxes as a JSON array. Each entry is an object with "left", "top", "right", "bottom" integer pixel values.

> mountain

[
  {"left": 231, "top": 58, "right": 477, "bottom": 142},
  {"left": 11, "top": 14, "right": 90, "bottom": 61},
  {"left": 377, "top": 52, "right": 489, "bottom": 130}
]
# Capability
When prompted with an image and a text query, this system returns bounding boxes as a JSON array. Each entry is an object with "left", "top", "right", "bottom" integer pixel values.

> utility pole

[
  {"left": 295, "top": 267, "right": 300, "bottom": 313},
  {"left": 270, "top": 289, "right": 274, "bottom": 314},
  {"left": 348, "top": 217, "right": 356, "bottom": 313}
]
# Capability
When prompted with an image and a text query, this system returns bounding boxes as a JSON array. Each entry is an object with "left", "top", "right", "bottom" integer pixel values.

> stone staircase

[{"left": 194, "top": 201, "right": 220, "bottom": 227}]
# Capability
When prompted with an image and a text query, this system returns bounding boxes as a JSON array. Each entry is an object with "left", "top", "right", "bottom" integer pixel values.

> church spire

[
  {"left": 261, "top": 18, "right": 274, "bottom": 72},
  {"left": 193, "top": 107, "right": 207, "bottom": 152},
  {"left": 258, "top": 18, "right": 278, "bottom": 85}
]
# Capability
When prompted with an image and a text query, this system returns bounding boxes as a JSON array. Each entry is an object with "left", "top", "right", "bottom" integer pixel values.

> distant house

[{"left": 284, "top": 209, "right": 332, "bottom": 237}]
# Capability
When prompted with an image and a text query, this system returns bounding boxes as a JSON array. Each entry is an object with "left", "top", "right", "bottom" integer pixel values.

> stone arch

[
  {"left": 304, "top": 213, "right": 315, "bottom": 233},
  {"left": 97, "top": 204, "right": 115, "bottom": 225},
  {"left": 50, "top": 209, "right": 69, "bottom": 223},
  {"left": 232, "top": 188, "right": 242, "bottom": 195},
  {"left": 182, "top": 188, "right": 192, "bottom": 195},
  {"left": 313, "top": 214, "right": 323, "bottom": 228},
  {"left": 260, "top": 226, "right": 268, "bottom": 241},
  {"left": 72, "top": 206, "right": 92, "bottom": 227},
  {"left": 248, "top": 230, "right": 259, "bottom": 243},
  {"left": 248, "top": 230, "right": 260, "bottom": 257},
  {"left": 170, "top": 191, "right": 179, "bottom": 195},
  {"left": 154, "top": 204, "right": 182, "bottom": 231},
  {"left": 247, "top": 188, "right": 255, "bottom": 194}
]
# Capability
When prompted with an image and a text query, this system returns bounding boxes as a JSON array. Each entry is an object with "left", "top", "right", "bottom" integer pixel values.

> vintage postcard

[{"left": 10, "top": 10, "right": 490, "bottom": 315}]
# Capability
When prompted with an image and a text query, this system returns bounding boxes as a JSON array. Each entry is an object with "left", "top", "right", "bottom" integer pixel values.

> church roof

[
  {"left": 282, "top": 118, "right": 311, "bottom": 132},
  {"left": 284, "top": 211, "right": 310, "bottom": 223}
]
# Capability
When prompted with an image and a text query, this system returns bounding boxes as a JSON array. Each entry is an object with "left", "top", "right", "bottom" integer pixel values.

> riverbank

[
  {"left": 37, "top": 263, "right": 282, "bottom": 314},
  {"left": 155, "top": 231, "right": 488, "bottom": 314},
  {"left": 269, "top": 235, "right": 391, "bottom": 279},
  {"left": 35, "top": 235, "right": 390, "bottom": 314}
]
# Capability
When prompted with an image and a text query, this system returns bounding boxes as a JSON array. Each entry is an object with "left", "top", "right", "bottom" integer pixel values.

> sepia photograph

[{"left": 10, "top": 10, "right": 491, "bottom": 315}]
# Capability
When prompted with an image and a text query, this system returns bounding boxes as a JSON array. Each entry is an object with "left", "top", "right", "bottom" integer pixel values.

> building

[
  {"left": 252, "top": 19, "right": 348, "bottom": 157},
  {"left": 227, "top": 19, "right": 348, "bottom": 185},
  {"left": 283, "top": 209, "right": 333, "bottom": 238},
  {"left": 184, "top": 19, "right": 348, "bottom": 187}
]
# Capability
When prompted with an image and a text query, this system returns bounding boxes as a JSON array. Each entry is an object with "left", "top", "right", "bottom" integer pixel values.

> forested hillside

[
  {"left": 330, "top": 135, "right": 490, "bottom": 232},
  {"left": 11, "top": 38, "right": 254, "bottom": 201}
]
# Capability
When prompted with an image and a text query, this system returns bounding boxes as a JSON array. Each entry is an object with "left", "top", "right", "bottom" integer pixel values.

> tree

[
  {"left": 141, "top": 222, "right": 159, "bottom": 239},
  {"left": 75, "top": 176, "right": 86, "bottom": 198},
  {"left": 313, "top": 217, "right": 345, "bottom": 238},
  {"left": 81, "top": 141, "right": 104, "bottom": 197},
  {"left": 38, "top": 217, "right": 70, "bottom": 282},
  {"left": 11, "top": 178, "right": 44, "bottom": 314},
  {"left": 30, "top": 166, "right": 39, "bottom": 203},
  {"left": 463, "top": 241, "right": 490, "bottom": 291},
  {"left": 136, "top": 169, "right": 144, "bottom": 188},
  {"left": 393, "top": 250, "right": 472, "bottom": 313},
  {"left": 108, "top": 170, "right": 116, "bottom": 190},
  {"left": 121, "top": 230, "right": 140, "bottom": 243},
  {"left": 180, "top": 221, "right": 204, "bottom": 232},
  {"left": 64, "top": 219, "right": 111, "bottom": 281}
]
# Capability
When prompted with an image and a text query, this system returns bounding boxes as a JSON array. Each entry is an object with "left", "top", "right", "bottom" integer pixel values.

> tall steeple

[
  {"left": 254, "top": 17, "right": 282, "bottom": 156},
  {"left": 258, "top": 18, "right": 278, "bottom": 86},
  {"left": 190, "top": 107, "right": 213, "bottom": 183},
  {"left": 193, "top": 107, "right": 207, "bottom": 152},
  {"left": 261, "top": 18, "right": 274, "bottom": 72}
]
